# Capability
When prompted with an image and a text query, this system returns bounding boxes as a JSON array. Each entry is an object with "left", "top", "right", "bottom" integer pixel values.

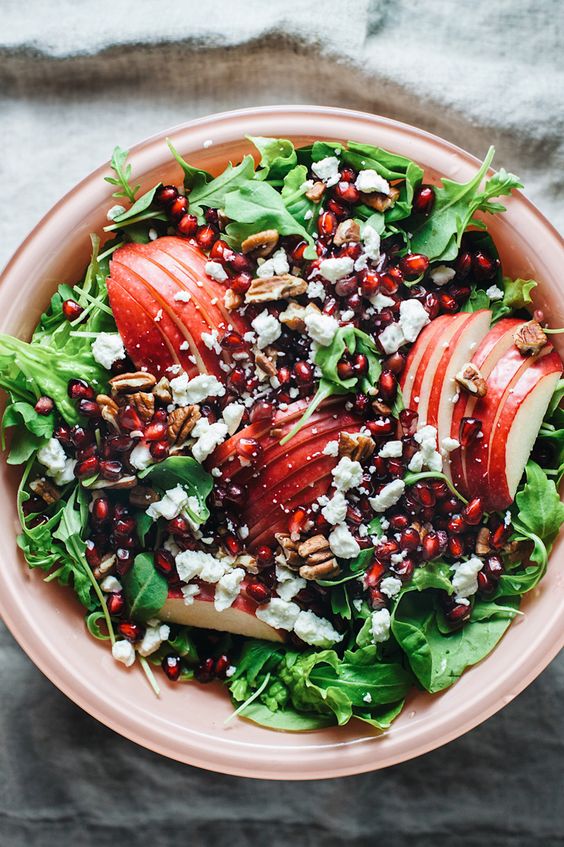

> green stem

[
  {"left": 225, "top": 673, "right": 271, "bottom": 725},
  {"left": 98, "top": 241, "right": 124, "bottom": 261},
  {"left": 103, "top": 210, "right": 167, "bottom": 233},
  {"left": 139, "top": 656, "right": 161, "bottom": 697},
  {"left": 544, "top": 327, "right": 564, "bottom": 334},
  {"left": 279, "top": 382, "right": 335, "bottom": 446},
  {"left": 403, "top": 471, "right": 469, "bottom": 505}
]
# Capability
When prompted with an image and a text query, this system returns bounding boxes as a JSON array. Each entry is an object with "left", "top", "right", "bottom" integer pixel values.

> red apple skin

[{"left": 401, "top": 314, "right": 452, "bottom": 409}]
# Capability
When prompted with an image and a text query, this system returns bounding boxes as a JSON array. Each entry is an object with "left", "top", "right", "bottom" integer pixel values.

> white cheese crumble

[
  {"left": 430, "top": 265, "right": 456, "bottom": 286},
  {"left": 307, "top": 279, "right": 326, "bottom": 301},
  {"left": 304, "top": 311, "right": 339, "bottom": 346},
  {"left": 251, "top": 311, "right": 282, "bottom": 349},
  {"left": 378, "top": 440, "right": 403, "bottom": 458},
  {"left": 137, "top": 623, "right": 170, "bottom": 657},
  {"left": 294, "top": 610, "right": 344, "bottom": 647},
  {"left": 379, "top": 322, "right": 405, "bottom": 354},
  {"left": 146, "top": 485, "right": 189, "bottom": 521},
  {"left": 408, "top": 424, "right": 443, "bottom": 473},
  {"left": 275, "top": 563, "right": 306, "bottom": 602},
  {"left": 174, "top": 290, "right": 192, "bottom": 302},
  {"left": 486, "top": 284, "right": 504, "bottom": 301},
  {"left": 91, "top": 332, "right": 126, "bottom": 370},
  {"left": 319, "top": 256, "right": 354, "bottom": 283},
  {"left": 100, "top": 575, "right": 122, "bottom": 593},
  {"left": 321, "top": 490, "right": 348, "bottom": 525},
  {"left": 355, "top": 169, "right": 390, "bottom": 195},
  {"left": 129, "top": 443, "right": 153, "bottom": 471},
  {"left": 214, "top": 568, "right": 245, "bottom": 611},
  {"left": 380, "top": 576, "right": 403, "bottom": 598},
  {"left": 441, "top": 436, "right": 460, "bottom": 453},
  {"left": 205, "top": 260, "right": 228, "bottom": 282},
  {"left": 369, "top": 479, "right": 405, "bottom": 512},
  {"left": 329, "top": 523, "right": 361, "bottom": 559},
  {"left": 175, "top": 549, "right": 232, "bottom": 584},
  {"left": 332, "top": 456, "right": 363, "bottom": 491},
  {"left": 170, "top": 372, "right": 225, "bottom": 406},
  {"left": 363, "top": 692, "right": 373, "bottom": 703},
  {"left": 256, "top": 248, "right": 290, "bottom": 278},
  {"left": 255, "top": 598, "right": 301, "bottom": 631},
  {"left": 399, "top": 299, "right": 430, "bottom": 343},
  {"left": 112, "top": 639, "right": 136, "bottom": 667},
  {"left": 322, "top": 440, "right": 339, "bottom": 457},
  {"left": 222, "top": 402, "right": 245, "bottom": 435},
  {"left": 191, "top": 417, "right": 228, "bottom": 463},
  {"left": 371, "top": 608, "right": 391, "bottom": 643},
  {"left": 361, "top": 224, "right": 381, "bottom": 260},
  {"left": 369, "top": 291, "right": 395, "bottom": 312},
  {"left": 181, "top": 584, "right": 200, "bottom": 605},
  {"left": 311, "top": 156, "right": 341, "bottom": 187},
  {"left": 106, "top": 204, "right": 126, "bottom": 221},
  {"left": 451, "top": 556, "right": 484, "bottom": 599},
  {"left": 37, "top": 438, "right": 67, "bottom": 478},
  {"left": 201, "top": 329, "right": 221, "bottom": 354}
]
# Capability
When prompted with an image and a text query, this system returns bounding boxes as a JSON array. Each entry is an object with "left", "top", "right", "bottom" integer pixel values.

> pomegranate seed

[
  {"left": 256, "top": 545, "right": 274, "bottom": 567},
  {"left": 491, "top": 524, "right": 510, "bottom": 549},
  {"left": 230, "top": 272, "right": 252, "bottom": 295},
  {"left": 290, "top": 240, "right": 308, "bottom": 263},
  {"left": 152, "top": 408, "right": 168, "bottom": 423},
  {"left": 439, "top": 496, "right": 459, "bottom": 516},
  {"left": 400, "top": 527, "right": 420, "bottom": 551},
  {"left": 459, "top": 417, "right": 482, "bottom": 447},
  {"left": 209, "top": 239, "right": 230, "bottom": 260},
  {"left": 376, "top": 540, "right": 400, "bottom": 563},
  {"left": 249, "top": 401, "right": 274, "bottom": 423},
  {"left": 472, "top": 251, "right": 498, "bottom": 281},
  {"left": 393, "top": 557, "right": 416, "bottom": 581},
  {"left": 115, "top": 548, "right": 134, "bottom": 575},
  {"left": 360, "top": 271, "right": 380, "bottom": 298},
  {"left": 335, "top": 276, "right": 358, "bottom": 297},
  {"left": 204, "top": 208, "right": 220, "bottom": 227},
  {"left": 422, "top": 532, "right": 441, "bottom": 561},
  {"left": 367, "top": 418, "right": 395, "bottom": 438},
  {"left": 326, "top": 198, "right": 348, "bottom": 218},
  {"left": 353, "top": 393, "right": 370, "bottom": 416},
  {"left": 477, "top": 571, "right": 494, "bottom": 594},
  {"left": 379, "top": 273, "right": 400, "bottom": 295},
  {"left": 368, "top": 588, "right": 387, "bottom": 609},
  {"left": 85, "top": 539, "right": 101, "bottom": 567},
  {"left": 236, "top": 437, "right": 261, "bottom": 461},
  {"left": 322, "top": 296, "right": 338, "bottom": 316},
  {"left": 400, "top": 253, "right": 430, "bottom": 278},
  {"left": 455, "top": 250, "right": 472, "bottom": 278},
  {"left": 118, "top": 405, "right": 144, "bottom": 432},
  {"left": 169, "top": 195, "right": 188, "bottom": 220},
  {"left": 448, "top": 514, "right": 467, "bottom": 535},
  {"left": 288, "top": 506, "right": 308, "bottom": 541},
  {"left": 196, "top": 658, "right": 216, "bottom": 683},
  {"left": 378, "top": 370, "right": 397, "bottom": 401},
  {"left": 365, "top": 560, "right": 386, "bottom": 587},
  {"left": 114, "top": 515, "right": 136, "bottom": 536},
  {"left": 450, "top": 284, "right": 472, "bottom": 304},
  {"left": 317, "top": 211, "right": 337, "bottom": 237},
  {"left": 247, "top": 580, "right": 272, "bottom": 603},
  {"left": 223, "top": 533, "right": 241, "bottom": 556},
  {"left": 68, "top": 379, "right": 94, "bottom": 401},
  {"left": 220, "top": 330, "right": 244, "bottom": 351},
  {"left": 485, "top": 555, "right": 504, "bottom": 581},
  {"left": 448, "top": 536, "right": 465, "bottom": 558},
  {"left": 177, "top": 213, "right": 198, "bottom": 237},
  {"left": 214, "top": 655, "right": 231, "bottom": 678},
  {"left": 150, "top": 440, "right": 169, "bottom": 460},
  {"left": 443, "top": 600, "right": 471, "bottom": 627},
  {"left": 399, "top": 409, "right": 418, "bottom": 436},
  {"left": 227, "top": 367, "right": 247, "bottom": 394},
  {"left": 156, "top": 185, "right": 179, "bottom": 206},
  {"left": 438, "top": 291, "right": 458, "bottom": 313},
  {"left": 387, "top": 458, "right": 405, "bottom": 478},
  {"left": 75, "top": 456, "right": 99, "bottom": 478},
  {"left": 154, "top": 549, "right": 175, "bottom": 578},
  {"left": 334, "top": 180, "right": 360, "bottom": 204},
  {"left": 337, "top": 360, "right": 354, "bottom": 380},
  {"left": 78, "top": 399, "right": 101, "bottom": 418},
  {"left": 462, "top": 497, "right": 483, "bottom": 525},
  {"left": 413, "top": 184, "right": 435, "bottom": 215},
  {"left": 353, "top": 353, "right": 368, "bottom": 376},
  {"left": 92, "top": 495, "right": 111, "bottom": 525},
  {"left": 225, "top": 483, "right": 245, "bottom": 506},
  {"left": 97, "top": 460, "right": 121, "bottom": 481},
  {"left": 162, "top": 654, "right": 182, "bottom": 681},
  {"left": 118, "top": 621, "right": 144, "bottom": 642},
  {"left": 383, "top": 352, "right": 405, "bottom": 375},
  {"left": 196, "top": 224, "right": 218, "bottom": 251},
  {"left": 227, "top": 252, "right": 252, "bottom": 274},
  {"left": 167, "top": 516, "right": 189, "bottom": 537},
  {"left": 144, "top": 422, "right": 167, "bottom": 442},
  {"left": 414, "top": 482, "right": 436, "bottom": 507},
  {"left": 294, "top": 361, "right": 314, "bottom": 384},
  {"left": 108, "top": 435, "right": 134, "bottom": 453},
  {"left": 106, "top": 592, "right": 125, "bottom": 616},
  {"left": 33, "top": 395, "right": 54, "bottom": 416},
  {"left": 71, "top": 427, "right": 94, "bottom": 450},
  {"left": 54, "top": 423, "right": 72, "bottom": 447},
  {"left": 424, "top": 292, "right": 440, "bottom": 319},
  {"left": 62, "top": 299, "right": 84, "bottom": 321},
  {"left": 389, "top": 513, "right": 410, "bottom": 531}
]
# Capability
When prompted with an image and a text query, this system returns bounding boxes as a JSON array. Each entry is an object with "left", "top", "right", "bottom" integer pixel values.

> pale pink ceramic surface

[{"left": 1, "top": 107, "right": 563, "bottom": 780}]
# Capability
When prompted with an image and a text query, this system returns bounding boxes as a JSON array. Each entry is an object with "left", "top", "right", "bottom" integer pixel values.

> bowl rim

[{"left": 1, "top": 104, "right": 563, "bottom": 779}]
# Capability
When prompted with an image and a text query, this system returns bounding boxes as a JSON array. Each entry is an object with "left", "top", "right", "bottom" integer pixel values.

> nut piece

[
  {"left": 475, "top": 527, "right": 492, "bottom": 556},
  {"left": 130, "top": 391, "right": 155, "bottom": 422},
  {"left": 305, "top": 181, "right": 326, "bottom": 202},
  {"left": 93, "top": 553, "right": 116, "bottom": 581},
  {"left": 371, "top": 399, "right": 392, "bottom": 416},
  {"left": 29, "top": 477, "right": 61, "bottom": 505},
  {"left": 514, "top": 320, "right": 548, "bottom": 356},
  {"left": 297, "top": 535, "right": 339, "bottom": 579},
  {"left": 245, "top": 274, "right": 308, "bottom": 303},
  {"left": 109, "top": 371, "right": 157, "bottom": 396},
  {"left": 360, "top": 184, "right": 400, "bottom": 212},
  {"left": 168, "top": 405, "right": 201, "bottom": 446},
  {"left": 255, "top": 350, "right": 277, "bottom": 378},
  {"left": 275, "top": 532, "right": 302, "bottom": 569},
  {"left": 96, "top": 394, "right": 120, "bottom": 430},
  {"left": 90, "top": 475, "right": 138, "bottom": 490},
  {"left": 224, "top": 289, "right": 244, "bottom": 311},
  {"left": 334, "top": 219, "right": 361, "bottom": 247},
  {"left": 153, "top": 377, "right": 172, "bottom": 405},
  {"left": 236, "top": 553, "right": 259, "bottom": 574},
  {"left": 241, "top": 229, "right": 279, "bottom": 258},
  {"left": 129, "top": 485, "right": 161, "bottom": 508},
  {"left": 338, "top": 431, "right": 376, "bottom": 462},
  {"left": 455, "top": 362, "right": 488, "bottom": 397},
  {"left": 279, "top": 300, "right": 320, "bottom": 333}
]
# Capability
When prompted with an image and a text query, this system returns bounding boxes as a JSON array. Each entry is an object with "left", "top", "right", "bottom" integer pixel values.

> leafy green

[
  {"left": 248, "top": 136, "right": 298, "bottom": 181},
  {"left": 410, "top": 560, "right": 454, "bottom": 593},
  {"left": 104, "top": 185, "right": 167, "bottom": 233},
  {"left": 121, "top": 553, "right": 169, "bottom": 622},
  {"left": 138, "top": 456, "right": 213, "bottom": 525},
  {"left": 104, "top": 146, "right": 140, "bottom": 202},
  {"left": 502, "top": 277, "right": 537, "bottom": 310},
  {"left": 188, "top": 155, "right": 256, "bottom": 217},
  {"left": 510, "top": 460, "right": 564, "bottom": 570},
  {"left": 280, "top": 165, "right": 320, "bottom": 233},
  {"left": 167, "top": 138, "right": 212, "bottom": 191},
  {"left": 461, "top": 287, "right": 492, "bottom": 313}
]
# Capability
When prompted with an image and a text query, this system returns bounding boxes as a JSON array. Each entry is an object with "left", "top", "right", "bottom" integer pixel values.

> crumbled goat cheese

[
  {"left": 251, "top": 311, "right": 282, "bottom": 349},
  {"left": 275, "top": 563, "right": 306, "bottom": 602},
  {"left": 170, "top": 372, "right": 225, "bottom": 406},
  {"left": 191, "top": 417, "right": 228, "bottom": 463},
  {"left": 175, "top": 549, "right": 232, "bottom": 584},
  {"left": 355, "top": 169, "right": 390, "bottom": 195},
  {"left": 129, "top": 443, "right": 153, "bottom": 470},
  {"left": 332, "top": 456, "right": 363, "bottom": 491},
  {"left": 52, "top": 457, "right": 77, "bottom": 485},
  {"left": 370, "top": 292, "right": 396, "bottom": 312},
  {"left": 181, "top": 584, "right": 200, "bottom": 605},
  {"left": 380, "top": 576, "right": 403, "bottom": 598},
  {"left": 214, "top": 568, "right": 245, "bottom": 611},
  {"left": 371, "top": 608, "right": 391, "bottom": 643},
  {"left": 91, "top": 332, "right": 126, "bottom": 370},
  {"left": 106, "top": 204, "right": 126, "bottom": 221},
  {"left": 147, "top": 485, "right": 189, "bottom": 521},
  {"left": 205, "top": 260, "right": 228, "bottom": 282},
  {"left": 311, "top": 156, "right": 341, "bottom": 187},
  {"left": 174, "top": 291, "right": 191, "bottom": 302},
  {"left": 222, "top": 402, "right": 245, "bottom": 435},
  {"left": 379, "top": 322, "right": 405, "bottom": 354},
  {"left": 441, "top": 436, "right": 460, "bottom": 453},
  {"left": 201, "top": 329, "right": 221, "bottom": 354},
  {"left": 322, "top": 440, "right": 339, "bottom": 457},
  {"left": 362, "top": 223, "right": 381, "bottom": 260},
  {"left": 137, "top": 623, "right": 171, "bottom": 657},
  {"left": 319, "top": 256, "right": 354, "bottom": 283},
  {"left": 305, "top": 311, "right": 339, "bottom": 346},
  {"left": 329, "top": 524, "right": 361, "bottom": 559},
  {"left": 486, "top": 284, "right": 504, "bottom": 301},
  {"left": 363, "top": 692, "right": 373, "bottom": 703},
  {"left": 321, "top": 490, "right": 348, "bottom": 525},
  {"left": 369, "top": 479, "right": 405, "bottom": 512},
  {"left": 294, "top": 610, "right": 344, "bottom": 648},
  {"left": 430, "top": 265, "right": 456, "bottom": 286},
  {"left": 112, "top": 639, "right": 136, "bottom": 667},
  {"left": 37, "top": 438, "right": 67, "bottom": 477},
  {"left": 399, "top": 299, "right": 430, "bottom": 343},
  {"left": 100, "top": 575, "right": 122, "bottom": 593},
  {"left": 451, "top": 556, "right": 484, "bottom": 599},
  {"left": 378, "top": 440, "right": 403, "bottom": 458},
  {"left": 307, "top": 279, "right": 326, "bottom": 300},
  {"left": 256, "top": 248, "right": 290, "bottom": 278},
  {"left": 255, "top": 598, "right": 301, "bottom": 631},
  {"left": 408, "top": 424, "right": 443, "bottom": 472}
]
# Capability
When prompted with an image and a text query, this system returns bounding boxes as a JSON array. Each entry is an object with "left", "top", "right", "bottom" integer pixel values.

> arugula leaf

[
  {"left": 248, "top": 136, "right": 298, "bottom": 181},
  {"left": 510, "top": 460, "right": 564, "bottom": 570},
  {"left": 121, "top": 552, "right": 169, "bottom": 622},
  {"left": 280, "top": 165, "right": 319, "bottom": 233},
  {"left": 104, "top": 146, "right": 140, "bottom": 202},
  {"left": 188, "top": 155, "right": 256, "bottom": 216},
  {"left": 104, "top": 185, "right": 165, "bottom": 232},
  {"left": 502, "top": 277, "right": 537, "bottom": 310},
  {"left": 138, "top": 456, "right": 213, "bottom": 525},
  {"left": 2, "top": 401, "right": 54, "bottom": 439},
  {"left": 167, "top": 139, "right": 212, "bottom": 191}
]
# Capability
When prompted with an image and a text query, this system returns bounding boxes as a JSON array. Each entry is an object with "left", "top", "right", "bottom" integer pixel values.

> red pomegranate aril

[
  {"left": 154, "top": 549, "right": 175, "bottom": 578},
  {"left": 352, "top": 392, "right": 370, "bottom": 416},
  {"left": 400, "top": 527, "right": 420, "bottom": 551},
  {"left": 150, "top": 440, "right": 169, "bottom": 460},
  {"left": 346, "top": 292, "right": 363, "bottom": 313},
  {"left": 227, "top": 367, "right": 246, "bottom": 394},
  {"left": 106, "top": 592, "right": 125, "bottom": 616},
  {"left": 294, "top": 361, "right": 314, "bottom": 384},
  {"left": 444, "top": 600, "right": 471, "bottom": 627},
  {"left": 317, "top": 210, "right": 337, "bottom": 237},
  {"left": 290, "top": 240, "right": 308, "bottom": 263},
  {"left": 256, "top": 545, "right": 274, "bottom": 567},
  {"left": 399, "top": 408, "right": 418, "bottom": 436},
  {"left": 424, "top": 292, "right": 440, "bottom": 319},
  {"left": 162, "top": 654, "right": 182, "bottom": 682},
  {"left": 346, "top": 505, "right": 364, "bottom": 526},
  {"left": 115, "top": 548, "right": 134, "bottom": 575},
  {"left": 226, "top": 252, "right": 251, "bottom": 274},
  {"left": 249, "top": 401, "right": 274, "bottom": 424},
  {"left": 438, "top": 291, "right": 458, "bottom": 313},
  {"left": 360, "top": 271, "right": 380, "bottom": 298},
  {"left": 455, "top": 250, "right": 472, "bottom": 278},
  {"left": 144, "top": 421, "right": 167, "bottom": 442},
  {"left": 177, "top": 213, "right": 198, "bottom": 237},
  {"left": 459, "top": 416, "right": 482, "bottom": 447},
  {"left": 378, "top": 369, "right": 397, "bottom": 401},
  {"left": 367, "top": 588, "right": 386, "bottom": 610},
  {"left": 152, "top": 408, "right": 168, "bottom": 424},
  {"left": 247, "top": 580, "right": 271, "bottom": 603},
  {"left": 399, "top": 253, "right": 430, "bottom": 278},
  {"left": 75, "top": 455, "right": 99, "bottom": 478},
  {"left": 236, "top": 437, "right": 262, "bottom": 461},
  {"left": 376, "top": 540, "right": 400, "bottom": 563},
  {"left": 485, "top": 555, "right": 504, "bottom": 581},
  {"left": 209, "top": 238, "right": 230, "bottom": 260},
  {"left": 413, "top": 184, "right": 435, "bottom": 215},
  {"left": 78, "top": 399, "right": 101, "bottom": 418},
  {"left": 365, "top": 560, "right": 385, "bottom": 587},
  {"left": 168, "top": 516, "right": 190, "bottom": 537},
  {"left": 214, "top": 655, "right": 231, "bottom": 678},
  {"left": 114, "top": 515, "right": 136, "bottom": 536},
  {"left": 336, "top": 360, "right": 354, "bottom": 381},
  {"left": 204, "top": 207, "right": 220, "bottom": 226},
  {"left": 54, "top": 423, "right": 73, "bottom": 447},
  {"left": 326, "top": 198, "right": 348, "bottom": 219},
  {"left": 156, "top": 184, "right": 179, "bottom": 206},
  {"left": 118, "top": 405, "right": 144, "bottom": 432},
  {"left": 32, "top": 395, "right": 54, "bottom": 417},
  {"left": 335, "top": 276, "right": 358, "bottom": 298},
  {"left": 92, "top": 495, "right": 111, "bottom": 525},
  {"left": 99, "top": 459, "right": 122, "bottom": 481},
  {"left": 334, "top": 180, "right": 360, "bottom": 204},
  {"left": 422, "top": 532, "right": 441, "bottom": 561},
  {"left": 450, "top": 284, "right": 472, "bottom": 304},
  {"left": 168, "top": 195, "right": 188, "bottom": 220},
  {"left": 353, "top": 353, "right": 368, "bottom": 376},
  {"left": 379, "top": 273, "right": 399, "bottom": 295},
  {"left": 448, "top": 514, "right": 467, "bottom": 535},
  {"left": 196, "top": 224, "right": 218, "bottom": 251},
  {"left": 383, "top": 352, "right": 405, "bottom": 375},
  {"left": 477, "top": 571, "right": 494, "bottom": 594},
  {"left": 490, "top": 524, "right": 510, "bottom": 549},
  {"left": 220, "top": 330, "right": 245, "bottom": 351},
  {"left": 230, "top": 272, "right": 252, "bottom": 295},
  {"left": 68, "top": 379, "right": 94, "bottom": 401},
  {"left": 224, "top": 533, "right": 242, "bottom": 556},
  {"left": 322, "top": 296, "right": 338, "bottom": 316},
  {"left": 367, "top": 417, "right": 395, "bottom": 438},
  {"left": 288, "top": 505, "right": 308, "bottom": 541},
  {"left": 429, "top": 479, "right": 449, "bottom": 500},
  {"left": 387, "top": 458, "right": 405, "bottom": 478},
  {"left": 462, "top": 497, "right": 483, "bottom": 525},
  {"left": 414, "top": 482, "right": 436, "bottom": 507},
  {"left": 389, "top": 513, "right": 410, "bottom": 531},
  {"left": 62, "top": 298, "right": 84, "bottom": 321},
  {"left": 393, "top": 557, "right": 416, "bottom": 581},
  {"left": 118, "top": 621, "right": 144, "bottom": 642},
  {"left": 195, "top": 657, "right": 216, "bottom": 683},
  {"left": 472, "top": 251, "right": 498, "bottom": 281},
  {"left": 108, "top": 434, "right": 134, "bottom": 453},
  {"left": 448, "top": 536, "right": 465, "bottom": 558},
  {"left": 439, "top": 496, "right": 459, "bottom": 516},
  {"left": 85, "top": 539, "right": 101, "bottom": 567}
]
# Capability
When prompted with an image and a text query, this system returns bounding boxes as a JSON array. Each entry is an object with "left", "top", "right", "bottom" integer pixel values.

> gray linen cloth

[{"left": 1, "top": 1, "right": 563, "bottom": 844}]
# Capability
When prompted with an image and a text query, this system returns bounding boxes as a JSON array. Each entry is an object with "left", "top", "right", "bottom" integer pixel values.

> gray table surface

[{"left": 1, "top": 2, "right": 563, "bottom": 844}]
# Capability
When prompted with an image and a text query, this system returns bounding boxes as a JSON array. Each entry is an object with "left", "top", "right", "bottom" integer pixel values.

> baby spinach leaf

[
  {"left": 121, "top": 552, "right": 169, "bottom": 622},
  {"left": 237, "top": 700, "right": 334, "bottom": 731},
  {"left": 6, "top": 429, "right": 47, "bottom": 465},
  {"left": 354, "top": 699, "right": 405, "bottom": 730},
  {"left": 461, "top": 287, "right": 492, "bottom": 313},
  {"left": 167, "top": 139, "right": 212, "bottom": 191},
  {"left": 511, "top": 460, "right": 564, "bottom": 566},
  {"left": 105, "top": 146, "right": 140, "bottom": 202},
  {"left": 410, "top": 560, "right": 453, "bottom": 593},
  {"left": 188, "top": 155, "right": 256, "bottom": 216},
  {"left": 248, "top": 136, "right": 298, "bottom": 181},
  {"left": 280, "top": 165, "right": 319, "bottom": 232},
  {"left": 138, "top": 456, "right": 213, "bottom": 525},
  {"left": 2, "top": 401, "right": 54, "bottom": 444},
  {"left": 330, "top": 584, "right": 352, "bottom": 620}
]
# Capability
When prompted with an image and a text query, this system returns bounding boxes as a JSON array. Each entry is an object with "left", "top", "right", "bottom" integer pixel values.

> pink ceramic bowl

[{"left": 1, "top": 106, "right": 563, "bottom": 779}]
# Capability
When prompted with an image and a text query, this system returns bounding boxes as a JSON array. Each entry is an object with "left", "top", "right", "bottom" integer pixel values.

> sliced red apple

[{"left": 401, "top": 314, "right": 452, "bottom": 409}]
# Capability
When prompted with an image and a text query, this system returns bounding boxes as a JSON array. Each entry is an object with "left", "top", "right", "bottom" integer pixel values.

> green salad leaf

[
  {"left": 105, "top": 146, "right": 140, "bottom": 202},
  {"left": 188, "top": 155, "right": 256, "bottom": 216},
  {"left": 248, "top": 136, "right": 298, "bottom": 181},
  {"left": 510, "top": 460, "right": 564, "bottom": 570},
  {"left": 167, "top": 138, "right": 213, "bottom": 191},
  {"left": 138, "top": 455, "right": 213, "bottom": 525},
  {"left": 121, "top": 552, "right": 169, "bottom": 622}
]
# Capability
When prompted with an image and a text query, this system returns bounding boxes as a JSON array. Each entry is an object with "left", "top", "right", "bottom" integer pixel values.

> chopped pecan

[
  {"left": 90, "top": 475, "right": 137, "bottom": 490},
  {"left": 297, "top": 535, "right": 339, "bottom": 579},
  {"left": 130, "top": 391, "right": 155, "bottom": 422},
  {"left": 455, "top": 362, "right": 488, "bottom": 397},
  {"left": 29, "top": 477, "right": 61, "bottom": 505},
  {"left": 334, "top": 219, "right": 361, "bottom": 246},
  {"left": 360, "top": 184, "right": 400, "bottom": 212},
  {"left": 338, "top": 431, "right": 376, "bottom": 462},
  {"left": 237, "top": 553, "right": 259, "bottom": 574},
  {"left": 279, "top": 300, "right": 320, "bottom": 333},
  {"left": 168, "top": 405, "right": 201, "bottom": 446},
  {"left": 224, "top": 289, "right": 244, "bottom": 311},
  {"left": 305, "top": 181, "right": 326, "bottom": 202},
  {"left": 153, "top": 377, "right": 172, "bottom": 405},
  {"left": 245, "top": 274, "right": 308, "bottom": 303},
  {"left": 129, "top": 485, "right": 161, "bottom": 508},
  {"left": 93, "top": 553, "right": 116, "bottom": 580},
  {"left": 475, "top": 527, "right": 492, "bottom": 556},
  {"left": 241, "top": 229, "right": 279, "bottom": 258},
  {"left": 514, "top": 320, "right": 548, "bottom": 356},
  {"left": 109, "top": 371, "right": 157, "bottom": 396},
  {"left": 96, "top": 394, "right": 120, "bottom": 430},
  {"left": 269, "top": 427, "right": 284, "bottom": 439},
  {"left": 255, "top": 350, "right": 277, "bottom": 378},
  {"left": 275, "top": 532, "right": 302, "bottom": 569}
]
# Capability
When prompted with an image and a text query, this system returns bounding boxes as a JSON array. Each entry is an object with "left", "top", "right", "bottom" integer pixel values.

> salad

[{"left": 2, "top": 136, "right": 564, "bottom": 733}]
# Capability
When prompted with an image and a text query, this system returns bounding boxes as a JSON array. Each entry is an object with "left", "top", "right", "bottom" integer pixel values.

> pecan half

[
  {"left": 514, "top": 320, "right": 548, "bottom": 356},
  {"left": 275, "top": 532, "right": 302, "bottom": 569},
  {"left": 168, "top": 405, "right": 200, "bottom": 446},
  {"left": 245, "top": 274, "right": 308, "bottom": 303},
  {"left": 360, "top": 184, "right": 400, "bottom": 212},
  {"left": 334, "top": 219, "right": 361, "bottom": 247},
  {"left": 475, "top": 527, "right": 492, "bottom": 556},
  {"left": 153, "top": 377, "right": 172, "bottom": 405},
  {"left": 297, "top": 535, "right": 339, "bottom": 579},
  {"left": 338, "top": 431, "right": 375, "bottom": 462},
  {"left": 96, "top": 394, "right": 120, "bottom": 431},
  {"left": 241, "top": 229, "right": 279, "bottom": 258},
  {"left": 255, "top": 350, "right": 277, "bottom": 378},
  {"left": 93, "top": 553, "right": 116, "bottom": 581},
  {"left": 90, "top": 475, "right": 137, "bottom": 490},
  {"left": 130, "top": 391, "right": 155, "bottom": 422},
  {"left": 305, "top": 181, "right": 325, "bottom": 202},
  {"left": 109, "top": 371, "right": 157, "bottom": 396},
  {"left": 129, "top": 485, "right": 161, "bottom": 508},
  {"left": 455, "top": 362, "right": 488, "bottom": 397},
  {"left": 29, "top": 477, "right": 61, "bottom": 504},
  {"left": 224, "top": 289, "right": 244, "bottom": 311},
  {"left": 279, "top": 301, "right": 320, "bottom": 333}
]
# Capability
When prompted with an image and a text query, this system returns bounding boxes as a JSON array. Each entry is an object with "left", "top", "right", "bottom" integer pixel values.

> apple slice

[
  {"left": 401, "top": 314, "right": 454, "bottom": 409},
  {"left": 160, "top": 583, "right": 285, "bottom": 642}
]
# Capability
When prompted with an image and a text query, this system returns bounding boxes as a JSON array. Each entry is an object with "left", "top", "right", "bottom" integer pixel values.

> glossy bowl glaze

[{"left": 1, "top": 106, "right": 563, "bottom": 779}]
